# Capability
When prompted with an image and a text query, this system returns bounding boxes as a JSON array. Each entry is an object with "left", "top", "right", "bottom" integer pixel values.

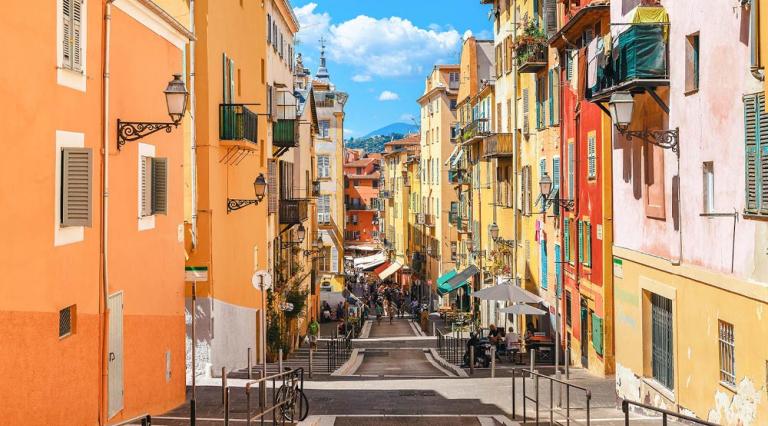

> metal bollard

[
  {"left": 224, "top": 387, "right": 230, "bottom": 425},
  {"left": 278, "top": 348, "right": 283, "bottom": 373},
  {"left": 247, "top": 348, "right": 252, "bottom": 380},
  {"left": 469, "top": 345, "right": 475, "bottom": 375},
  {"left": 432, "top": 322, "right": 436, "bottom": 336},
  {"left": 490, "top": 346, "right": 496, "bottom": 378},
  {"left": 565, "top": 347, "right": 570, "bottom": 380},
  {"left": 309, "top": 346, "right": 314, "bottom": 379},
  {"left": 529, "top": 349, "right": 535, "bottom": 378},
  {"left": 221, "top": 367, "right": 227, "bottom": 404}
]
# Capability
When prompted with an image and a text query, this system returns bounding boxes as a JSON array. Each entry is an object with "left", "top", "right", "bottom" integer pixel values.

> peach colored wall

[{"left": 0, "top": 0, "right": 103, "bottom": 423}]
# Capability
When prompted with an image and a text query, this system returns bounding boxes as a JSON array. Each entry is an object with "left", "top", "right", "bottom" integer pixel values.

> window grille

[
  {"left": 719, "top": 320, "right": 735, "bottom": 386},
  {"left": 651, "top": 293, "right": 674, "bottom": 390},
  {"left": 59, "top": 305, "right": 74, "bottom": 338}
]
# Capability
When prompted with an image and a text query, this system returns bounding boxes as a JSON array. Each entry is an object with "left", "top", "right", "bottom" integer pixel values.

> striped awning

[
  {"left": 377, "top": 262, "right": 403, "bottom": 280},
  {"left": 444, "top": 265, "right": 480, "bottom": 289}
]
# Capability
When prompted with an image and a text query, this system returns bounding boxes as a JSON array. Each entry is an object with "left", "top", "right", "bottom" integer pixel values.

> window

[
  {"left": 495, "top": 44, "right": 503, "bottom": 78},
  {"left": 587, "top": 132, "right": 597, "bottom": 180},
  {"left": 60, "top": 147, "right": 92, "bottom": 227},
  {"left": 651, "top": 293, "right": 674, "bottom": 390},
  {"left": 564, "top": 218, "right": 571, "bottom": 262},
  {"left": 565, "top": 291, "right": 572, "bottom": 326},
  {"left": 372, "top": 180, "right": 379, "bottom": 188},
  {"left": 536, "top": 76, "right": 546, "bottom": 129},
  {"left": 577, "top": 220, "right": 584, "bottom": 264},
  {"left": 540, "top": 240, "right": 548, "bottom": 289},
  {"left": 318, "top": 195, "right": 330, "bottom": 223},
  {"left": 552, "top": 157, "right": 561, "bottom": 215},
  {"left": 583, "top": 221, "right": 592, "bottom": 267},
  {"left": 140, "top": 156, "right": 168, "bottom": 217},
  {"left": 318, "top": 155, "right": 330, "bottom": 178},
  {"left": 719, "top": 320, "right": 735, "bottom": 386},
  {"left": 59, "top": 305, "right": 76, "bottom": 338},
  {"left": 319, "top": 120, "right": 330, "bottom": 138},
  {"left": 685, "top": 33, "right": 700, "bottom": 94},
  {"left": 62, "top": 0, "right": 84, "bottom": 71},
  {"left": 568, "top": 141, "right": 575, "bottom": 198},
  {"left": 450, "top": 99, "right": 457, "bottom": 110},
  {"left": 743, "top": 93, "right": 768, "bottom": 215},
  {"left": 703, "top": 162, "right": 715, "bottom": 213},
  {"left": 267, "top": 14, "right": 272, "bottom": 44}
]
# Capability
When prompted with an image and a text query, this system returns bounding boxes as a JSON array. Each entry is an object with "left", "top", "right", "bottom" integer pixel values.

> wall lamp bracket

[
  {"left": 619, "top": 127, "right": 680, "bottom": 155},
  {"left": 117, "top": 120, "right": 180, "bottom": 150}
]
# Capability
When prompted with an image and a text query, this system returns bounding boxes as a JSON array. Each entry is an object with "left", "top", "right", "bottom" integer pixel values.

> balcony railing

[
  {"left": 273, "top": 119, "right": 298, "bottom": 148},
  {"left": 516, "top": 41, "right": 547, "bottom": 73},
  {"left": 461, "top": 118, "right": 491, "bottom": 143},
  {"left": 484, "top": 133, "right": 514, "bottom": 157},
  {"left": 588, "top": 23, "right": 670, "bottom": 101},
  {"left": 220, "top": 104, "right": 258, "bottom": 143},
  {"left": 316, "top": 99, "right": 335, "bottom": 108},
  {"left": 425, "top": 214, "right": 436, "bottom": 227},
  {"left": 346, "top": 203, "right": 374, "bottom": 211},
  {"left": 381, "top": 190, "right": 393, "bottom": 199},
  {"left": 279, "top": 199, "right": 308, "bottom": 225},
  {"left": 450, "top": 213, "right": 470, "bottom": 233},
  {"left": 448, "top": 169, "right": 471, "bottom": 185}
]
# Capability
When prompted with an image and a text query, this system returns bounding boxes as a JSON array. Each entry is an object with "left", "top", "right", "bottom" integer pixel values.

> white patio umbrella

[
  {"left": 499, "top": 304, "right": 546, "bottom": 315},
  {"left": 472, "top": 283, "right": 542, "bottom": 303}
]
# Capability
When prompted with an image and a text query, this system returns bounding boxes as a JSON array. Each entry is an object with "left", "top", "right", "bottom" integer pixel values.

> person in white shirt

[{"left": 505, "top": 327, "right": 521, "bottom": 352}]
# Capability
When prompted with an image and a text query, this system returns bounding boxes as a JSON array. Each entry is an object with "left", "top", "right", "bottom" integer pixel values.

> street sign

[
  {"left": 185, "top": 266, "right": 208, "bottom": 282},
  {"left": 252, "top": 270, "right": 273, "bottom": 290}
]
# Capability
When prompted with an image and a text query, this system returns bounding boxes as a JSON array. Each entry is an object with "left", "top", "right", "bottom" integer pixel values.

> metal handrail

[
  {"left": 621, "top": 399, "right": 718, "bottom": 426},
  {"left": 237, "top": 367, "right": 306, "bottom": 426},
  {"left": 512, "top": 368, "right": 591, "bottom": 426}
]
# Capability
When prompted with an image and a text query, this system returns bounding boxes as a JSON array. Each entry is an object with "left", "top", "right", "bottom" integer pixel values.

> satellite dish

[{"left": 252, "top": 270, "right": 273, "bottom": 290}]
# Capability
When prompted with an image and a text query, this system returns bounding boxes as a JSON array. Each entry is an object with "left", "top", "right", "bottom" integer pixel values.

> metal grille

[
  {"left": 651, "top": 293, "right": 674, "bottom": 390},
  {"left": 718, "top": 320, "right": 735, "bottom": 386},
  {"left": 59, "top": 306, "right": 73, "bottom": 337}
]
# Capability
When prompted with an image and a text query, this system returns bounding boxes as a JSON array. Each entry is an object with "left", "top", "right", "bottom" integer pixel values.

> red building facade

[{"left": 343, "top": 151, "right": 382, "bottom": 250}]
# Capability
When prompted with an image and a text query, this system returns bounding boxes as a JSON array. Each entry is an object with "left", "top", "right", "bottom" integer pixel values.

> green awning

[{"left": 436, "top": 269, "right": 469, "bottom": 296}]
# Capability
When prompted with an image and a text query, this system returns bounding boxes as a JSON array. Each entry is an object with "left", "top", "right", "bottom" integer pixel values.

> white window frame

[
  {"left": 318, "top": 155, "right": 330, "bottom": 178},
  {"left": 703, "top": 161, "right": 714, "bottom": 214},
  {"left": 57, "top": 0, "right": 88, "bottom": 91},
  {"left": 54, "top": 130, "right": 86, "bottom": 246},
  {"left": 138, "top": 143, "right": 156, "bottom": 231}
]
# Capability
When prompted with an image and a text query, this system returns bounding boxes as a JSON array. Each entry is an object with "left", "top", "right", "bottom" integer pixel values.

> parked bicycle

[{"left": 274, "top": 368, "right": 309, "bottom": 422}]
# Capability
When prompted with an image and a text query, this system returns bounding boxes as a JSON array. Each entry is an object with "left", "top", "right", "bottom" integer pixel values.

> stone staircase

[{"left": 227, "top": 342, "right": 335, "bottom": 379}]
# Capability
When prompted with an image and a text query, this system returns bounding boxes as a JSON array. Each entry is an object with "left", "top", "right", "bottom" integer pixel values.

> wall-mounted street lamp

[
  {"left": 489, "top": 222, "right": 515, "bottom": 248},
  {"left": 539, "top": 172, "right": 575, "bottom": 212},
  {"left": 608, "top": 91, "right": 679, "bottom": 154},
  {"left": 227, "top": 174, "right": 268, "bottom": 213},
  {"left": 117, "top": 74, "right": 188, "bottom": 150},
  {"left": 304, "top": 235, "right": 325, "bottom": 257},
  {"left": 465, "top": 237, "right": 486, "bottom": 258},
  {"left": 281, "top": 224, "right": 306, "bottom": 248}
]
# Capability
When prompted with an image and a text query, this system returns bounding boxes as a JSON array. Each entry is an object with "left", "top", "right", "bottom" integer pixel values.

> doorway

[
  {"left": 580, "top": 298, "right": 589, "bottom": 368},
  {"left": 108, "top": 292, "right": 124, "bottom": 418}
]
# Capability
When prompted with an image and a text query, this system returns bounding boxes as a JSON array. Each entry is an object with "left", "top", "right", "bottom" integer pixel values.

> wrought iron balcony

[
  {"left": 588, "top": 23, "right": 670, "bottom": 102},
  {"left": 279, "top": 199, "right": 308, "bottom": 225},
  {"left": 425, "top": 213, "right": 436, "bottom": 227},
  {"left": 220, "top": 104, "right": 258, "bottom": 143},
  {"left": 461, "top": 118, "right": 491, "bottom": 143},
  {"left": 448, "top": 169, "right": 470, "bottom": 185},
  {"left": 516, "top": 41, "right": 547, "bottom": 73},
  {"left": 484, "top": 133, "right": 514, "bottom": 158},
  {"left": 273, "top": 119, "right": 298, "bottom": 148},
  {"left": 346, "top": 202, "right": 374, "bottom": 211}
]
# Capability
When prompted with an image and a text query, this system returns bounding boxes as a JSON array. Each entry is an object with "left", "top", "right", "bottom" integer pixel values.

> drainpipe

[
  {"left": 190, "top": 0, "right": 198, "bottom": 248},
  {"left": 512, "top": 0, "right": 519, "bottom": 286},
  {"left": 750, "top": 0, "right": 765, "bottom": 81},
  {"left": 99, "top": 1, "right": 114, "bottom": 423}
]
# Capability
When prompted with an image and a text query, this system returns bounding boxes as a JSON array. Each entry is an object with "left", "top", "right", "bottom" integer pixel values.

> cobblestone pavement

[{"left": 153, "top": 317, "right": 677, "bottom": 425}]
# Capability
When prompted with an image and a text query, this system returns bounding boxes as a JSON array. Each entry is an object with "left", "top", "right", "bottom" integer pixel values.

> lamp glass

[
  {"left": 164, "top": 74, "right": 188, "bottom": 124},
  {"left": 608, "top": 91, "right": 634, "bottom": 129},
  {"left": 489, "top": 223, "right": 499, "bottom": 240},
  {"left": 296, "top": 224, "right": 306, "bottom": 244},
  {"left": 539, "top": 171, "right": 553, "bottom": 198},
  {"left": 253, "top": 174, "right": 267, "bottom": 197},
  {"left": 313, "top": 235, "right": 323, "bottom": 249}
]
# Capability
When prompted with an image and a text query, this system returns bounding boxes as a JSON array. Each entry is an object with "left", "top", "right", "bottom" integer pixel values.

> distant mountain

[
  {"left": 346, "top": 122, "right": 419, "bottom": 153},
  {"left": 362, "top": 122, "right": 419, "bottom": 139}
]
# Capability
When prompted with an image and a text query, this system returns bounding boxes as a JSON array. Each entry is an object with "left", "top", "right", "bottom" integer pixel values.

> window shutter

[
  {"left": 564, "top": 219, "right": 570, "bottom": 262},
  {"left": 522, "top": 88, "right": 530, "bottom": 136},
  {"left": 72, "top": 0, "right": 83, "bottom": 70},
  {"left": 552, "top": 67, "right": 560, "bottom": 125},
  {"left": 527, "top": 166, "right": 533, "bottom": 215},
  {"left": 229, "top": 59, "right": 236, "bottom": 102},
  {"left": 61, "top": 147, "right": 92, "bottom": 227},
  {"left": 588, "top": 135, "right": 597, "bottom": 179},
  {"left": 585, "top": 222, "right": 592, "bottom": 266},
  {"left": 152, "top": 158, "right": 167, "bottom": 215},
  {"left": 568, "top": 142, "right": 575, "bottom": 199},
  {"left": 331, "top": 247, "right": 339, "bottom": 273},
  {"left": 541, "top": 240, "right": 548, "bottom": 289},
  {"left": 592, "top": 313, "right": 603, "bottom": 355},
  {"left": 268, "top": 159, "right": 278, "bottom": 214},
  {"left": 578, "top": 220, "right": 584, "bottom": 264},
  {"left": 267, "top": 14, "right": 272, "bottom": 44},
  {"left": 544, "top": 0, "right": 557, "bottom": 38},
  {"left": 141, "top": 156, "right": 152, "bottom": 217},
  {"left": 745, "top": 94, "right": 760, "bottom": 213},
  {"left": 553, "top": 157, "right": 561, "bottom": 215},
  {"left": 63, "top": 0, "right": 72, "bottom": 67},
  {"left": 554, "top": 245, "right": 562, "bottom": 297}
]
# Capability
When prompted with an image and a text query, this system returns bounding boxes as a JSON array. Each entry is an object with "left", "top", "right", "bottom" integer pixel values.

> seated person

[
  {"left": 505, "top": 327, "right": 521, "bottom": 352},
  {"left": 487, "top": 324, "right": 500, "bottom": 344},
  {"left": 462, "top": 332, "right": 480, "bottom": 367}
]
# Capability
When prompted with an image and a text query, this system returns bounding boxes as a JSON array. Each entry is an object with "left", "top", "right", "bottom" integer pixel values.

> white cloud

[
  {"left": 352, "top": 74, "right": 372, "bottom": 82},
  {"left": 379, "top": 91, "right": 400, "bottom": 101},
  {"left": 294, "top": 4, "right": 462, "bottom": 78},
  {"left": 463, "top": 30, "right": 473, "bottom": 41},
  {"left": 400, "top": 113, "right": 416, "bottom": 122}
]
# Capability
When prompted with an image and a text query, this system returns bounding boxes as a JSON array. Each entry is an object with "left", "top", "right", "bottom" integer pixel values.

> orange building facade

[
  {"left": 0, "top": 0, "right": 192, "bottom": 423},
  {"left": 344, "top": 152, "right": 382, "bottom": 250}
]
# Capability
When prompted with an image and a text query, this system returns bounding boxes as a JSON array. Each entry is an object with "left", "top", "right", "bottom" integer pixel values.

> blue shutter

[
  {"left": 568, "top": 142, "right": 575, "bottom": 199},
  {"left": 592, "top": 314, "right": 603, "bottom": 355},
  {"left": 549, "top": 69, "right": 554, "bottom": 127},
  {"left": 541, "top": 240, "right": 548, "bottom": 289},
  {"left": 578, "top": 220, "right": 584, "bottom": 264},
  {"left": 564, "top": 219, "right": 570, "bottom": 262}
]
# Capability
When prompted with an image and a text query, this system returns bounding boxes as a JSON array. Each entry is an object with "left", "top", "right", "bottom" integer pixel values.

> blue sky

[{"left": 292, "top": 0, "right": 494, "bottom": 138}]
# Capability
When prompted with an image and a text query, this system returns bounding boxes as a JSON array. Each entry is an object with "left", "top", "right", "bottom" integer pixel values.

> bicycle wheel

[
  {"left": 275, "top": 385, "right": 296, "bottom": 422},
  {"left": 296, "top": 389, "right": 310, "bottom": 421}
]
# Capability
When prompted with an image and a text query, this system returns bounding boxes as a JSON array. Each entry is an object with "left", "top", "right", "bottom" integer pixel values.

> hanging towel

[
  {"left": 603, "top": 32, "right": 613, "bottom": 56},
  {"left": 587, "top": 37, "right": 599, "bottom": 89}
]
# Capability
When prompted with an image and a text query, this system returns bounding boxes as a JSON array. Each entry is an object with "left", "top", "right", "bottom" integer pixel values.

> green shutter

[
  {"left": 578, "top": 220, "right": 584, "bottom": 264},
  {"left": 745, "top": 93, "right": 762, "bottom": 213},
  {"left": 152, "top": 157, "right": 168, "bottom": 215},
  {"left": 549, "top": 69, "right": 554, "bottom": 127},
  {"left": 585, "top": 222, "right": 592, "bottom": 267},
  {"left": 592, "top": 313, "right": 603, "bottom": 356}
]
